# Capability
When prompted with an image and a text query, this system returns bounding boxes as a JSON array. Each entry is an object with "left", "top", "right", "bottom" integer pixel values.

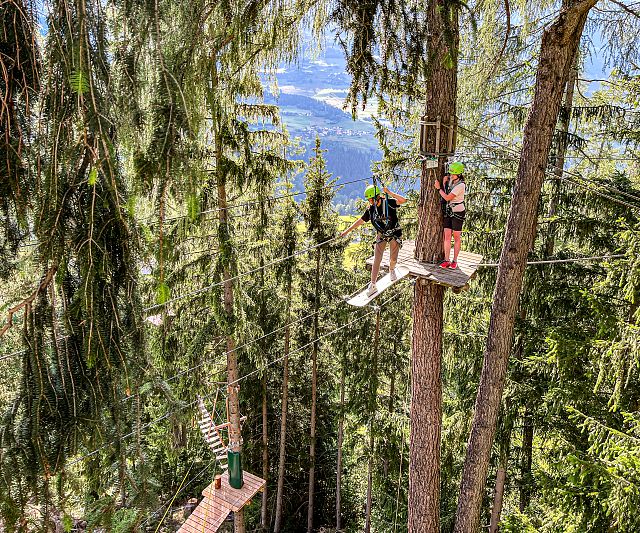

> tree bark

[
  {"left": 409, "top": 0, "right": 458, "bottom": 530},
  {"left": 261, "top": 375, "right": 268, "bottom": 529},
  {"left": 454, "top": 2, "right": 597, "bottom": 531},
  {"left": 489, "top": 463, "right": 507, "bottom": 533},
  {"left": 490, "top": 423, "right": 511, "bottom": 533},
  {"left": 336, "top": 362, "right": 345, "bottom": 532},
  {"left": 307, "top": 249, "right": 321, "bottom": 533},
  {"left": 218, "top": 166, "right": 244, "bottom": 533},
  {"left": 274, "top": 285, "right": 292, "bottom": 533},
  {"left": 365, "top": 309, "right": 381, "bottom": 533},
  {"left": 383, "top": 365, "right": 396, "bottom": 478},
  {"left": 519, "top": 406, "right": 534, "bottom": 512},
  {"left": 545, "top": 60, "right": 578, "bottom": 257}
]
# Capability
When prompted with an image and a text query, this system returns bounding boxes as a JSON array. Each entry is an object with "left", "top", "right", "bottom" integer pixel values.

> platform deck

[
  {"left": 202, "top": 471, "right": 266, "bottom": 512},
  {"left": 365, "top": 240, "right": 483, "bottom": 289},
  {"left": 177, "top": 471, "right": 266, "bottom": 533}
]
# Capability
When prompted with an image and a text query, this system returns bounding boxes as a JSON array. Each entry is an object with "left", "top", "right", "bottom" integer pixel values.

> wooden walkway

[
  {"left": 365, "top": 240, "right": 483, "bottom": 290},
  {"left": 177, "top": 472, "right": 265, "bottom": 533}
]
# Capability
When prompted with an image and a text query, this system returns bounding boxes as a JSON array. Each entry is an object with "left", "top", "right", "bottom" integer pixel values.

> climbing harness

[
  {"left": 365, "top": 176, "right": 403, "bottom": 251},
  {"left": 443, "top": 177, "right": 466, "bottom": 220},
  {"left": 370, "top": 176, "right": 402, "bottom": 242}
]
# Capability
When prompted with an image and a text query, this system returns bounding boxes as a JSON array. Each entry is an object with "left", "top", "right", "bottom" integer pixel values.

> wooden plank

[
  {"left": 365, "top": 240, "right": 482, "bottom": 289},
  {"left": 177, "top": 497, "right": 230, "bottom": 533},
  {"left": 202, "top": 471, "right": 266, "bottom": 512}
]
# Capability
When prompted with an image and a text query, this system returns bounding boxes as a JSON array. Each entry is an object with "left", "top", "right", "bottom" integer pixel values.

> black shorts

[{"left": 443, "top": 211, "right": 465, "bottom": 232}]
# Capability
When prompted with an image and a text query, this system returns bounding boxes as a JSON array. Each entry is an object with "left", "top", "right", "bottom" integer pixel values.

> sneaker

[
  {"left": 390, "top": 269, "right": 397, "bottom": 282},
  {"left": 449, "top": 261, "right": 458, "bottom": 269},
  {"left": 440, "top": 261, "right": 451, "bottom": 268},
  {"left": 366, "top": 283, "right": 378, "bottom": 297}
]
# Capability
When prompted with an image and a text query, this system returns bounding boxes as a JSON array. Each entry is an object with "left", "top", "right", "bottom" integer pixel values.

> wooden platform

[
  {"left": 365, "top": 240, "right": 482, "bottom": 290},
  {"left": 177, "top": 471, "right": 265, "bottom": 533}
]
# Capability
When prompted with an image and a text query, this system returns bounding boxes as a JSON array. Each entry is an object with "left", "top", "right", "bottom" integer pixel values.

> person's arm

[
  {"left": 434, "top": 180, "right": 460, "bottom": 202},
  {"left": 340, "top": 217, "right": 365, "bottom": 237},
  {"left": 382, "top": 187, "right": 407, "bottom": 205}
]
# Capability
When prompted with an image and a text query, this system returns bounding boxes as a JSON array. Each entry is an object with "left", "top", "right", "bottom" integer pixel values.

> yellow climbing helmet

[
  {"left": 449, "top": 161, "right": 465, "bottom": 175},
  {"left": 364, "top": 184, "right": 380, "bottom": 199}
]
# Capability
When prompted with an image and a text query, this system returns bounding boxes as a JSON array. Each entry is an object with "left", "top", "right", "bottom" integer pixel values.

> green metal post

[{"left": 228, "top": 450, "right": 244, "bottom": 489}]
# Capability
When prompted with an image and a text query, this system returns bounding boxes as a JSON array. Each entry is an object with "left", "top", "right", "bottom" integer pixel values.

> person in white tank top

[{"left": 434, "top": 161, "right": 467, "bottom": 269}]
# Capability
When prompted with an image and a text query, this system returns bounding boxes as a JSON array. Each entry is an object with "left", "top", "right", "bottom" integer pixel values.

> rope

[
  {"left": 475, "top": 254, "right": 626, "bottom": 268},
  {"left": 68, "top": 292, "right": 402, "bottom": 468},
  {"left": 125, "top": 279, "right": 371, "bottom": 404},
  {"left": 143, "top": 235, "right": 341, "bottom": 312},
  {"left": 456, "top": 126, "right": 640, "bottom": 212},
  {"left": 139, "top": 460, "right": 214, "bottom": 528}
]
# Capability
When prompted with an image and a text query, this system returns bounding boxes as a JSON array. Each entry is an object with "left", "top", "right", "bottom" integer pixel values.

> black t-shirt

[{"left": 361, "top": 197, "right": 400, "bottom": 232}]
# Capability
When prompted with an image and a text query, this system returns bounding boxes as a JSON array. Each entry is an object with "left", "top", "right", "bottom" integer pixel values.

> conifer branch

[{"left": 0, "top": 265, "right": 57, "bottom": 338}]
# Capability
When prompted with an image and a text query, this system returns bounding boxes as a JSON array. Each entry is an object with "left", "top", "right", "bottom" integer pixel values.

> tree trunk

[
  {"left": 365, "top": 310, "right": 381, "bottom": 533},
  {"left": 336, "top": 362, "right": 345, "bottom": 532},
  {"left": 218, "top": 176, "right": 244, "bottom": 533},
  {"left": 454, "top": 2, "right": 597, "bottom": 531},
  {"left": 490, "top": 424, "right": 511, "bottom": 533},
  {"left": 545, "top": 60, "right": 578, "bottom": 257},
  {"left": 410, "top": 0, "right": 458, "bottom": 529},
  {"left": 307, "top": 249, "right": 321, "bottom": 533},
  {"left": 519, "top": 406, "right": 534, "bottom": 512},
  {"left": 383, "top": 365, "right": 396, "bottom": 478},
  {"left": 274, "top": 285, "right": 292, "bottom": 533},
  {"left": 261, "top": 375, "right": 268, "bottom": 529},
  {"left": 489, "top": 463, "right": 507, "bottom": 533}
]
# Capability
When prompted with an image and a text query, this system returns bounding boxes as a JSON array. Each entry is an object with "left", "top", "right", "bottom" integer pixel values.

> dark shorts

[{"left": 443, "top": 211, "right": 465, "bottom": 232}]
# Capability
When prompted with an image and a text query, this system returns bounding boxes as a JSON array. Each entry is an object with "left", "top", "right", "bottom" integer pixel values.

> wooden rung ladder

[{"left": 197, "top": 396, "right": 228, "bottom": 470}]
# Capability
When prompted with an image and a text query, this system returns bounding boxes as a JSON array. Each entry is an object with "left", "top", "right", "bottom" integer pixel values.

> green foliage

[{"left": 68, "top": 70, "right": 90, "bottom": 95}]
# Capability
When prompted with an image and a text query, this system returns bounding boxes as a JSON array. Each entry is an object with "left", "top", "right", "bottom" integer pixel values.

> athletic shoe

[
  {"left": 367, "top": 283, "right": 378, "bottom": 297},
  {"left": 449, "top": 261, "right": 458, "bottom": 269},
  {"left": 440, "top": 261, "right": 451, "bottom": 268},
  {"left": 390, "top": 269, "right": 397, "bottom": 281}
]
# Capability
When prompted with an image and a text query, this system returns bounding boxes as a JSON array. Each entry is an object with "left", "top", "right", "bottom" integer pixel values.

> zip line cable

[
  {"left": 141, "top": 292, "right": 404, "bottom": 527},
  {"left": 143, "top": 235, "right": 342, "bottom": 312},
  {"left": 139, "top": 460, "right": 214, "bottom": 528},
  {"left": 121, "top": 279, "right": 371, "bottom": 407},
  {"left": 475, "top": 254, "right": 627, "bottom": 268},
  {"left": 15, "top": 176, "right": 372, "bottom": 251},
  {"left": 456, "top": 126, "right": 640, "bottom": 212},
  {"left": 67, "top": 293, "right": 400, "bottom": 468}
]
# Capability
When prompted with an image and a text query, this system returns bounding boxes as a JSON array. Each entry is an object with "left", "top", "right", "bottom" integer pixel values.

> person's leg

[
  {"left": 453, "top": 230, "right": 462, "bottom": 262},
  {"left": 443, "top": 228, "right": 452, "bottom": 262},
  {"left": 389, "top": 239, "right": 400, "bottom": 270},
  {"left": 371, "top": 239, "right": 387, "bottom": 285}
]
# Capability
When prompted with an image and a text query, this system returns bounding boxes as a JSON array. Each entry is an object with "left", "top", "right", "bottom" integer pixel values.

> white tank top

[{"left": 448, "top": 180, "right": 465, "bottom": 212}]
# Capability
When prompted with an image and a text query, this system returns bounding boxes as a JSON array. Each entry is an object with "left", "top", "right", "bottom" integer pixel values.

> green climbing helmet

[
  {"left": 364, "top": 184, "right": 380, "bottom": 199},
  {"left": 449, "top": 161, "right": 465, "bottom": 175}
]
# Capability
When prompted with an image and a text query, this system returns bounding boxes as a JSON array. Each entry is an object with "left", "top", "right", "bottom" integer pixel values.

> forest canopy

[{"left": 1, "top": 0, "right": 639, "bottom": 532}]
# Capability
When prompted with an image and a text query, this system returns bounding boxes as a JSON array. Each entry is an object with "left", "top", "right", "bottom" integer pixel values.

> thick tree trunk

[
  {"left": 307, "top": 250, "right": 321, "bottom": 533},
  {"left": 454, "top": 2, "right": 597, "bottom": 531},
  {"left": 409, "top": 0, "right": 458, "bottom": 529},
  {"left": 218, "top": 178, "right": 245, "bottom": 533},
  {"left": 365, "top": 310, "right": 381, "bottom": 533},
  {"left": 274, "top": 286, "right": 292, "bottom": 533},
  {"left": 336, "top": 363, "right": 345, "bottom": 532}
]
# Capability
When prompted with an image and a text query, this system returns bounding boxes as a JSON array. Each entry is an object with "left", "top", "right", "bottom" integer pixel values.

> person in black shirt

[{"left": 340, "top": 184, "right": 407, "bottom": 296}]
